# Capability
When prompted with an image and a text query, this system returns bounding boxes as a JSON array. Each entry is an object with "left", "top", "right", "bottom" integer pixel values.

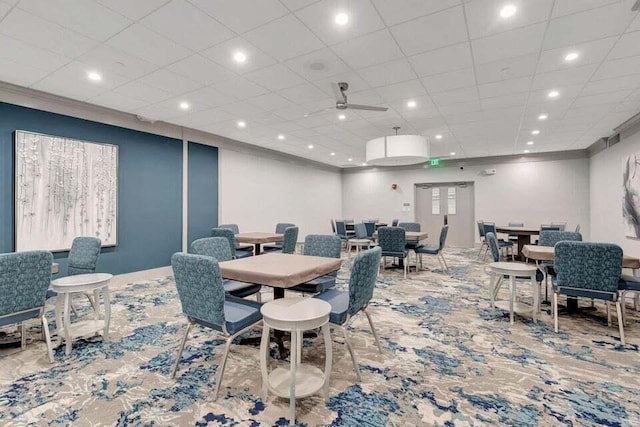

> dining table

[
  {"left": 372, "top": 230, "right": 429, "bottom": 243},
  {"left": 495, "top": 226, "right": 540, "bottom": 260},
  {"left": 235, "top": 232, "right": 283, "bottom": 255}
]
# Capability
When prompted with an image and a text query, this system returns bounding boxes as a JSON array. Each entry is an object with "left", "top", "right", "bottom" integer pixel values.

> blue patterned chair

[
  {"left": 274, "top": 226, "right": 299, "bottom": 254},
  {"left": 398, "top": 222, "right": 423, "bottom": 253},
  {"left": 290, "top": 235, "right": 342, "bottom": 294},
  {"left": 0, "top": 250, "right": 55, "bottom": 363},
  {"left": 362, "top": 221, "right": 376, "bottom": 239},
  {"left": 262, "top": 222, "right": 296, "bottom": 252},
  {"left": 314, "top": 246, "right": 383, "bottom": 381},
  {"left": 536, "top": 231, "right": 582, "bottom": 302},
  {"left": 190, "top": 237, "right": 262, "bottom": 301},
  {"left": 335, "top": 220, "right": 349, "bottom": 248},
  {"left": 552, "top": 241, "right": 625, "bottom": 344},
  {"left": 415, "top": 225, "right": 449, "bottom": 272},
  {"left": 377, "top": 227, "right": 408, "bottom": 278},
  {"left": 619, "top": 274, "right": 640, "bottom": 324},
  {"left": 477, "top": 220, "right": 488, "bottom": 259},
  {"left": 218, "top": 223, "right": 254, "bottom": 253},
  {"left": 483, "top": 223, "right": 514, "bottom": 260},
  {"left": 347, "top": 223, "right": 373, "bottom": 256},
  {"left": 170, "top": 253, "right": 262, "bottom": 400},
  {"left": 211, "top": 228, "right": 252, "bottom": 259},
  {"left": 507, "top": 221, "right": 523, "bottom": 244},
  {"left": 391, "top": 219, "right": 399, "bottom": 226}
]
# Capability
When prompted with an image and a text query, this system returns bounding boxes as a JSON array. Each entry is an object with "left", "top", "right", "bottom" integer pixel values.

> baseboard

[{"left": 110, "top": 266, "right": 172, "bottom": 289}]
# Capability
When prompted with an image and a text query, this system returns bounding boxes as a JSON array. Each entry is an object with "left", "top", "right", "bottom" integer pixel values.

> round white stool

[
  {"left": 260, "top": 297, "right": 332, "bottom": 426},
  {"left": 487, "top": 262, "right": 538, "bottom": 324}
]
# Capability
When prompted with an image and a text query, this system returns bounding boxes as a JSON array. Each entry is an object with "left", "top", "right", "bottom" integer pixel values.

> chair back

[
  {"left": 335, "top": 221, "right": 347, "bottom": 237},
  {"left": 348, "top": 246, "right": 381, "bottom": 316},
  {"left": 554, "top": 242, "right": 622, "bottom": 293},
  {"left": 377, "top": 227, "right": 406, "bottom": 253},
  {"left": 344, "top": 219, "right": 354, "bottom": 225},
  {"left": 477, "top": 220, "right": 485, "bottom": 238},
  {"left": 398, "top": 222, "right": 420, "bottom": 232},
  {"left": 354, "top": 223, "right": 368, "bottom": 239},
  {"left": 218, "top": 223, "right": 239, "bottom": 234},
  {"left": 362, "top": 221, "right": 376, "bottom": 238},
  {"left": 438, "top": 225, "right": 449, "bottom": 251},
  {"left": 281, "top": 227, "right": 299, "bottom": 254},
  {"left": 190, "top": 237, "right": 233, "bottom": 261},
  {"left": 508, "top": 221, "right": 523, "bottom": 227},
  {"left": 575, "top": 224, "right": 581, "bottom": 233},
  {"left": 0, "top": 250, "right": 52, "bottom": 319},
  {"left": 482, "top": 222, "right": 496, "bottom": 236},
  {"left": 485, "top": 232, "right": 500, "bottom": 262},
  {"left": 211, "top": 228, "right": 238, "bottom": 257},
  {"left": 550, "top": 222, "right": 566, "bottom": 231},
  {"left": 330, "top": 219, "right": 336, "bottom": 234},
  {"left": 68, "top": 236, "right": 101, "bottom": 275},
  {"left": 171, "top": 253, "right": 225, "bottom": 327},
  {"left": 539, "top": 231, "right": 582, "bottom": 247},
  {"left": 540, "top": 224, "right": 561, "bottom": 232},
  {"left": 391, "top": 219, "right": 399, "bottom": 226},
  {"left": 275, "top": 222, "right": 296, "bottom": 234},
  {"left": 304, "top": 234, "right": 341, "bottom": 276}
]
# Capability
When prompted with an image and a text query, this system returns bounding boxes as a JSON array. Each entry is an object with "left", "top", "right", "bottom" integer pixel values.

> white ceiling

[{"left": 1, "top": 0, "right": 640, "bottom": 167}]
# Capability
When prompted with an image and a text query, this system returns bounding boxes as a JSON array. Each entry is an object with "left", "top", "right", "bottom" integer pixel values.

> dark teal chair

[
  {"left": 378, "top": 227, "right": 408, "bottom": 278},
  {"left": 262, "top": 222, "right": 296, "bottom": 252},
  {"left": 218, "top": 223, "right": 253, "bottom": 254},
  {"left": 415, "top": 225, "right": 449, "bottom": 272},
  {"left": 290, "top": 234, "right": 342, "bottom": 294},
  {"left": 271, "top": 226, "right": 299, "bottom": 254},
  {"left": 211, "top": 227, "right": 252, "bottom": 259}
]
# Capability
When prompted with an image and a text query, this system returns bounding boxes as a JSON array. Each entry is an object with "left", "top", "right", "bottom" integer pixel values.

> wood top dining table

[
  {"left": 495, "top": 226, "right": 540, "bottom": 260},
  {"left": 235, "top": 232, "right": 283, "bottom": 255},
  {"left": 522, "top": 244, "right": 640, "bottom": 269}
]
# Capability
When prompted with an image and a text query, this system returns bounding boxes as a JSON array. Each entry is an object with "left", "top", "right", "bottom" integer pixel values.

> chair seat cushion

[
  {"left": 552, "top": 277, "right": 616, "bottom": 301},
  {"left": 262, "top": 243, "right": 283, "bottom": 252},
  {"left": 192, "top": 297, "right": 262, "bottom": 335},
  {"left": 498, "top": 241, "right": 514, "bottom": 248},
  {"left": 415, "top": 246, "right": 439, "bottom": 255},
  {"left": 46, "top": 288, "right": 57, "bottom": 299},
  {"left": 313, "top": 288, "right": 349, "bottom": 325},
  {"left": 236, "top": 243, "right": 254, "bottom": 252},
  {"left": 235, "top": 250, "right": 253, "bottom": 259},
  {"left": 223, "top": 279, "right": 261, "bottom": 298},
  {"left": 381, "top": 250, "right": 408, "bottom": 258},
  {"left": 619, "top": 274, "right": 640, "bottom": 291},
  {"left": 0, "top": 308, "right": 42, "bottom": 327},
  {"left": 290, "top": 275, "right": 336, "bottom": 293}
]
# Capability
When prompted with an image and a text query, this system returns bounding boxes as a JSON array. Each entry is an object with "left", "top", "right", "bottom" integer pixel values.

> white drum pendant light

[{"left": 366, "top": 127, "right": 430, "bottom": 166}]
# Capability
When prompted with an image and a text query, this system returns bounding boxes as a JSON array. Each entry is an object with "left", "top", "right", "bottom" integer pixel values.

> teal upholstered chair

[
  {"left": 552, "top": 241, "right": 625, "bottom": 344},
  {"left": 536, "top": 231, "right": 582, "bottom": 302},
  {"left": 347, "top": 223, "right": 372, "bottom": 255},
  {"left": 335, "top": 220, "right": 349, "bottom": 248},
  {"left": 314, "top": 246, "right": 383, "bottom": 381},
  {"left": 211, "top": 228, "right": 252, "bottom": 259},
  {"left": 619, "top": 274, "right": 640, "bottom": 323},
  {"left": 415, "top": 225, "right": 449, "bottom": 272},
  {"left": 0, "top": 250, "right": 55, "bottom": 363},
  {"left": 507, "top": 221, "right": 523, "bottom": 243},
  {"left": 269, "top": 226, "right": 299, "bottom": 254},
  {"left": 171, "top": 253, "right": 262, "bottom": 400},
  {"left": 218, "top": 223, "right": 253, "bottom": 253},
  {"left": 477, "top": 220, "right": 488, "bottom": 259},
  {"left": 378, "top": 227, "right": 408, "bottom": 278},
  {"left": 290, "top": 234, "right": 342, "bottom": 294},
  {"left": 483, "top": 223, "right": 514, "bottom": 260},
  {"left": 190, "top": 237, "right": 262, "bottom": 301},
  {"left": 362, "top": 221, "right": 376, "bottom": 239},
  {"left": 398, "top": 222, "right": 420, "bottom": 232},
  {"left": 262, "top": 222, "right": 296, "bottom": 252}
]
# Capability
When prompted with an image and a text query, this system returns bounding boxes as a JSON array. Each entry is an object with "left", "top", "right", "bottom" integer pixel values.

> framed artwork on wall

[
  {"left": 14, "top": 130, "right": 118, "bottom": 252},
  {"left": 624, "top": 151, "right": 640, "bottom": 239}
]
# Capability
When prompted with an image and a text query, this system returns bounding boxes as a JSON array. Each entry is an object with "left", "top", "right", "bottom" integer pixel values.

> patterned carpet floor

[{"left": 1, "top": 248, "right": 640, "bottom": 426}]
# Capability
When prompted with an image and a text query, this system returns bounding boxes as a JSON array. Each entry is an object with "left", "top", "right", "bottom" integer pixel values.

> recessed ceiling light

[
  {"left": 338, "top": 114, "right": 346, "bottom": 120},
  {"left": 233, "top": 51, "right": 247, "bottom": 63},
  {"left": 335, "top": 12, "right": 349, "bottom": 26},
  {"left": 87, "top": 71, "right": 102, "bottom": 82},
  {"left": 277, "top": 134, "right": 285, "bottom": 140},
  {"left": 499, "top": 4, "right": 517, "bottom": 18},
  {"left": 179, "top": 101, "right": 190, "bottom": 110},
  {"left": 524, "top": 149, "right": 530, "bottom": 153},
  {"left": 527, "top": 141, "right": 534, "bottom": 145},
  {"left": 308, "top": 144, "right": 314, "bottom": 149},
  {"left": 237, "top": 120, "right": 246, "bottom": 128},
  {"left": 564, "top": 52, "right": 579, "bottom": 62},
  {"left": 330, "top": 152, "right": 336, "bottom": 156},
  {"left": 361, "top": 163, "right": 367, "bottom": 166},
  {"left": 450, "top": 152, "right": 456, "bottom": 156},
  {"left": 407, "top": 100, "right": 417, "bottom": 108},
  {"left": 347, "top": 158, "right": 353, "bottom": 162},
  {"left": 531, "top": 130, "right": 540, "bottom": 135},
  {"left": 538, "top": 114, "right": 548, "bottom": 120},
  {"left": 548, "top": 90, "right": 559, "bottom": 98},
  {"left": 435, "top": 134, "right": 443, "bottom": 140}
]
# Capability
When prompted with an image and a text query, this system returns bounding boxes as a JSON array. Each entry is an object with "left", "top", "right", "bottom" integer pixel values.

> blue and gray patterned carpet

[{"left": 2, "top": 248, "right": 640, "bottom": 426}]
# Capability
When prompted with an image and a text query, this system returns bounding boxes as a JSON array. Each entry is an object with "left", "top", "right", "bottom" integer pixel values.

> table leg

[
  {"left": 531, "top": 273, "right": 538, "bottom": 322},
  {"left": 254, "top": 243, "right": 261, "bottom": 255},
  {"left": 289, "top": 330, "right": 297, "bottom": 426},
  {"left": 322, "top": 323, "right": 332, "bottom": 400},
  {"left": 103, "top": 286, "right": 111, "bottom": 341},
  {"left": 509, "top": 275, "right": 515, "bottom": 325},
  {"left": 55, "top": 294, "right": 64, "bottom": 346},
  {"left": 63, "top": 293, "right": 72, "bottom": 356},
  {"left": 260, "top": 324, "right": 270, "bottom": 400},
  {"left": 516, "top": 235, "right": 531, "bottom": 260}
]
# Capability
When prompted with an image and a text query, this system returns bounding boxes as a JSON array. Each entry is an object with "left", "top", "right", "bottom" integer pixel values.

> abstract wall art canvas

[
  {"left": 14, "top": 130, "right": 118, "bottom": 251},
  {"left": 623, "top": 151, "right": 640, "bottom": 239}
]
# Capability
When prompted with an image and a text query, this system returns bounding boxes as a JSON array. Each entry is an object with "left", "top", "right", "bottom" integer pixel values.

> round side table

[
  {"left": 51, "top": 273, "right": 113, "bottom": 355},
  {"left": 260, "top": 297, "right": 332, "bottom": 426},
  {"left": 488, "top": 262, "right": 538, "bottom": 324}
]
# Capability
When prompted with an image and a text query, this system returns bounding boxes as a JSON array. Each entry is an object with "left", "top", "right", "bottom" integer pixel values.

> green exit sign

[{"left": 430, "top": 158, "right": 441, "bottom": 166}]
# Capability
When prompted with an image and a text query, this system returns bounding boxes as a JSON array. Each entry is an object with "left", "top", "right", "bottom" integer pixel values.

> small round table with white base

[
  {"left": 51, "top": 273, "right": 113, "bottom": 356},
  {"left": 260, "top": 297, "right": 332, "bottom": 426},
  {"left": 488, "top": 262, "right": 538, "bottom": 324}
]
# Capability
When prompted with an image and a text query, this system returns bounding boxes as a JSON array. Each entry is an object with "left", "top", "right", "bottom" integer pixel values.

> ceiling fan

[{"left": 304, "top": 82, "right": 388, "bottom": 117}]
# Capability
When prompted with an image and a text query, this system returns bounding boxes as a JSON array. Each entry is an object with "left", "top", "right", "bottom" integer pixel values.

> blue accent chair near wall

[
  {"left": 536, "top": 231, "right": 582, "bottom": 301},
  {"left": 552, "top": 241, "right": 625, "bottom": 345},
  {"left": 278, "top": 226, "right": 299, "bottom": 254},
  {"left": 347, "top": 223, "right": 373, "bottom": 255},
  {"left": 0, "top": 250, "right": 55, "bottom": 363},
  {"left": 378, "top": 227, "right": 408, "bottom": 278},
  {"left": 190, "top": 237, "right": 262, "bottom": 301},
  {"left": 398, "top": 222, "right": 423, "bottom": 256},
  {"left": 314, "top": 246, "right": 383, "bottom": 381},
  {"left": 290, "top": 234, "right": 342, "bottom": 294},
  {"left": 218, "top": 223, "right": 253, "bottom": 253},
  {"left": 415, "top": 225, "right": 449, "bottom": 272},
  {"left": 363, "top": 221, "right": 376, "bottom": 239},
  {"left": 483, "top": 223, "right": 514, "bottom": 260},
  {"left": 335, "top": 221, "right": 349, "bottom": 249},
  {"left": 170, "top": 253, "right": 262, "bottom": 400},
  {"left": 211, "top": 228, "right": 252, "bottom": 259},
  {"left": 477, "top": 220, "right": 488, "bottom": 259},
  {"left": 262, "top": 223, "right": 296, "bottom": 252}
]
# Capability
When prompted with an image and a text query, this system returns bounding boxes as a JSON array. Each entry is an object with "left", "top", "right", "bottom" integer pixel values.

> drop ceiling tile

[
  {"left": 284, "top": 48, "right": 351, "bottom": 81},
  {"left": 465, "top": 0, "right": 554, "bottom": 40},
  {"left": 390, "top": 6, "right": 467, "bottom": 56},
  {"left": 374, "top": 79, "right": 426, "bottom": 103},
  {"left": 409, "top": 42, "right": 473, "bottom": 77},
  {"left": 629, "top": 12, "right": 640, "bottom": 32},
  {"left": 314, "top": 71, "right": 372, "bottom": 97},
  {"left": 532, "top": 64, "right": 598, "bottom": 90},
  {"left": 431, "top": 86, "right": 478, "bottom": 106},
  {"left": 140, "top": 0, "right": 234, "bottom": 51},
  {"left": 245, "top": 63, "right": 307, "bottom": 91},
  {"left": 295, "top": 0, "right": 385, "bottom": 45},
  {"left": 201, "top": 37, "right": 278, "bottom": 74},
  {"left": 421, "top": 68, "right": 476, "bottom": 94},
  {"left": 106, "top": 24, "right": 191, "bottom": 66},
  {"left": 478, "top": 76, "right": 531, "bottom": 98},
  {"left": 97, "top": 0, "right": 170, "bottom": 20},
  {"left": 218, "top": 101, "right": 266, "bottom": 118},
  {"left": 246, "top": 93, "right": 296, "bottom": 111},
  {"left": 78, "top": 45, "right": 158, "bottom": 80},
  {"left": 135, "top": 97, "right": 205, "bottom": 121},
  {"left": 0, "top": 57, "right": 51, "bottom": 86},
  {"left": 17, "top": 0, "right": 132, "bottom": 41},
  {"left": 244, "top": 14, "right": 324, "bottom": 61},
  {"left": 475, "top": 53, "right": 538, "bottom": 84},
  {"left": 536, "top": 36, "right": 618, "bottom": 73},
  {"left": 138, "top": 69, "right": 202, "bottom": 95},
  {"left": 181, "top": 86, "right": 238, "bottom": 108},
  {"left": 280, "top": 0, "right": 318, "bottom": 11},
  {"left": 210, "top": 77, "right": 270, "bottom": 100},
  {"left": 608, "top": 30, "right": 640, "bottom": 60},
  {"left": 543, "top": 2, "right": 635, "bottom": 50},
  {"left": 169, "top": 108, "right": 235, "bottom": 127},
  {"left": 87, "top": 91, "right": 148, "bottom": 112},
  {"left": 0, "top": 2, "right": 11, "bottom": 18},
  {"left": 388, "top": 95, "right": 435, "bottom": 112},
  {"left": 1, "top": 8, "right": 97, "bottom": 57},
  {"left": 0, "top": 34, "right": 70, "bottom": 72},
  {"left": 551, "top": 0, "right": 621, "bottom": 18},
  {"left": 592, "top": 55, "right": 640, "bottom": 80},
  {"left": 572, "top": 90, "right": 632, "bottom": 108},
  {"left": 472, "top": 22, "right": 546, "bottom": 64},
  {"left": 279, "top": 82, "right": 334, "bottom": 104},
  {"left": 332, "top": 29, "right": 404, "bottom": 69},
  {"left": 581, "top": 74, "right": 640, "bottom": 96},
  {"left": 480, "top": 92, "right": 528, "bottom": 110},
  {"left": 190, "top": 0, "right": 288, "bottom": 34},
  {"left": 113, "top": 81, "right": 173, "bottom": 104},
  {"left": 371, "top": 0, "right": 461, "bottom": 27},
  {"left": 167, "top": 54, "right": 236, "bottom": 86},
  {"left": 358, "top": 58, "right": 417, "bottom": 88}
]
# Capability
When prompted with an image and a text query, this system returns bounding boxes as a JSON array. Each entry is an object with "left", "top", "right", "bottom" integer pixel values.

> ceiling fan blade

[
  {"left": 303, "top": 107, "right": 333, "bottom": 117},
  {"left": 346, "top": 104, "right": 388, "bottom": 112},
  {"left": 332, "top": 82, "right": 346, "bottom": 103}
]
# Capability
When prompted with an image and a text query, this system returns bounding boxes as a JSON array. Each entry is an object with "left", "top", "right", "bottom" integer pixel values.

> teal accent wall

[{"left": 187, "top": 141, "right": 219, "bottom": 246}]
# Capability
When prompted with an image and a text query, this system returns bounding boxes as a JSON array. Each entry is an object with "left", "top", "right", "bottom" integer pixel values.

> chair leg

[
  {"left": 340, "top": 326, "right": 361, "bottom": 382},
  {"left": 403, "top": 259, "right": 407, "bottom": 279},
  {"left": 616, "top": 301, "right": 626, "bottom": 346},
  {"left": 171, "top": 323, "right": 192, "bottom": 379},
  {"left": 440, "top": 253, "right": 449, "bottom": 272},
  {"left": 606, "top": 302, "right": 611, "bottom": 327},
  {"left": 41, "top": 314, "right": 54, "bottom": 363},
  {"left": 256, "top": 291, "right": 262, "bottom": 303},
  {"left": 621, "top": 293, "right": 627, "bottom": 326},
  {"left": 553, "top": 292, "right": 559, "bottom": 333},
  {"left": 363, "top": 308, "right": 383, "bottom": 354},
  {"left": 214, "top": 335, "right": 234, "bottom": 401},
  {"left": 20, "top": 322, "right": 27, "bottom": 350}
]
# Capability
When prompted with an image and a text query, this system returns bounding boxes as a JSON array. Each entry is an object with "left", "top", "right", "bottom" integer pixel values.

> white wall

[
  {"left": 342, "top": 156, "right": 590, "bottom": 243},
  {"left": 590, "top": 131, "right": 640, "bottom": 255},
  {"left": 220, "top": 148, "right": 342, "bottom": 240}
]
